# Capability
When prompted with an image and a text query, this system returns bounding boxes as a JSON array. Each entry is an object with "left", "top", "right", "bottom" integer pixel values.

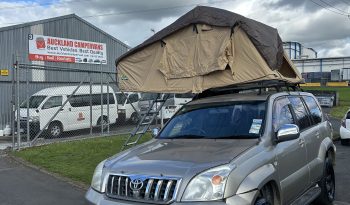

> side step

[{"left": 291, "top": 185, "right": 321, "bottom": 205}]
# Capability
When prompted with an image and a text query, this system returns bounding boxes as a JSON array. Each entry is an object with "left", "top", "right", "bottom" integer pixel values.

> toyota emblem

[{"left": 130, "top": 178, "right": 144, "bottom": 191}]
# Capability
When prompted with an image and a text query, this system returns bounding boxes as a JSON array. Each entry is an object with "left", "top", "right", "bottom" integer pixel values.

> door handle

[
  {"left": 298, "top": 138, "right": 305, "bottom": 147},
  {"left": 69, "top": 108, "right": 72, "bottom": 111}
]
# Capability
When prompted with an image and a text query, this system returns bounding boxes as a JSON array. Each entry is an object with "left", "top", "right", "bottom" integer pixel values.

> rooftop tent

[{"left": 115, "top": 6, "right": 303, "bottom": 93}]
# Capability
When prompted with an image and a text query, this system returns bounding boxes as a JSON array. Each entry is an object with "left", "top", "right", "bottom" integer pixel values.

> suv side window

[
  {"left": 273, "top": 97, "right": 295, "bottom": 132},
  {"left": 303, "top": 96, "right": 322, "bottom": 124},
  {"left": 42, "top": 96, "right": 62, "bottom": 109},
  {"left": 288, "top": 96, "right": 312, "bottom": 130}
]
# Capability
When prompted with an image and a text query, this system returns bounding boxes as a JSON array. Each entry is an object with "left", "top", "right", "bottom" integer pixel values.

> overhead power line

[
  {"left": 310, "top": 0, "right": 350, "bottom": 16},
  {"left": 318, "top": 0, "right": 349, "bottom": 14}
]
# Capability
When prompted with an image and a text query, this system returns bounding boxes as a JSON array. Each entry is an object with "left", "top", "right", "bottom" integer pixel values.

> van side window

[
  {"left": 288, "top": 96, "right": 312, "bottom": 130},
  {"left": 42, "top": 96, "right": 62, "bottom": 109},
  {"left": 127, "top": 94, "right": 139, "bottom": 104},
  {"left": 69, "top": 94, "right": 115, "bottom": 107},
  {"left": 303, "top": 96, "right": 322, "bottom": 124},
  {"left": 273, "top": 97, "right": 295, "bottom": 132}
]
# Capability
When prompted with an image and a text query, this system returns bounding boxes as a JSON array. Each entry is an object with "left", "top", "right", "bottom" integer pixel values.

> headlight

[
  {"left": 91, "top": 160, "right": 107, "bottom": 192},
  {"left": 29, "top": 116, "right": 40, "bottom": 122},
  {"left": 182, "top": 164, "right": 235, "bottom": 201}
]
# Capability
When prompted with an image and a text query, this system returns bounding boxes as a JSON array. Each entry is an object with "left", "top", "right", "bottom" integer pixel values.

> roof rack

[{"left": 193, "top": 80, "right": 303, "bottom": 100}]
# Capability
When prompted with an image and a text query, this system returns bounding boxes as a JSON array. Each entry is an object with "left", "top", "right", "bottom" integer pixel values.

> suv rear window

[
  {"left": 303, "top": 96, "right": 322, "bottom": 124},
  {"left": 158, "top": 101, "right": 266, "bottom": 139}
]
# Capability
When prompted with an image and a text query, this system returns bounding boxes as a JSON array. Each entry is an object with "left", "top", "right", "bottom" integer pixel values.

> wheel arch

[
  {"left": 49, "top": 120, "right": 64, "bottom": 131},
  {"left": 235, "top": 164, "right": 280, "bottom": 196}
]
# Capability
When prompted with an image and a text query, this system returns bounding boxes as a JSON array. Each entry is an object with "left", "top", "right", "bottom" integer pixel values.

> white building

[{"left": 284, "top": 41, "right": 350, "bottom": 82}]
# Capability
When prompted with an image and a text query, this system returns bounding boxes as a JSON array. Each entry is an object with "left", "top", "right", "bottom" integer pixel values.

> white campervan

[
  {"left": 18, "top": 85, "right": 118, "bottom": 138},
  {"left": 115, "top": 92, "right": 141, "bottom": 124}
]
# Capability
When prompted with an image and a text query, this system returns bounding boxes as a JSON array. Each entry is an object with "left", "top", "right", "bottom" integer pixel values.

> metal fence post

[
  {"left": 100, "top": 69, "right": 103, "bottom": 135},
  {"left": 89, "top": 72, "right": 93, "bottom": 135},
  {"left": 11, "top": 57, "right": 16, "bottom": 150},
  {"left": 107, "top": 79, "right": 110, "bottom": 134},
  {"left": 26, "top": 65, "right": 30, "bottom": 142},
  {"left": 16, "top": 62, "right": 20, "bottom": 150}
]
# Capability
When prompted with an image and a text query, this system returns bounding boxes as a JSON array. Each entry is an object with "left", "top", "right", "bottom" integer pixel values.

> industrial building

[
  {"left": 284, "top": 41, "right": 350, "bottom": 84},
  {"left": 0, "top": 14, "right": 129, "bottom": 129}
]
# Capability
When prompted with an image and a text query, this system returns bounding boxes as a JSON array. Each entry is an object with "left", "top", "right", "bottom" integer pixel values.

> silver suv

[{"left": 86, "top": 91, "right": 336, "bottom": 205}]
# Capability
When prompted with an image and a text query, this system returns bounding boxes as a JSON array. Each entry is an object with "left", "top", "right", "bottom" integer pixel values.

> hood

[
  {"left": 16, "top": 108, "right": 39, "bottom": 119},
  {"left": 106, "top": 138, "right": 258, "bottom": 177}
]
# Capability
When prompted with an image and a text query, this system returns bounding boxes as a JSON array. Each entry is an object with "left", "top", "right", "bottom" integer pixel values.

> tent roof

[{"left": 116, "top": 6, "right": 283, "bottom": 70}]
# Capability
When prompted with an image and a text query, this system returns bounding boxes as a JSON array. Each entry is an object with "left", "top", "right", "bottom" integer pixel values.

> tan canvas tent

[{"left": 116, "top": 6, "right": 303, "bottom": 93}]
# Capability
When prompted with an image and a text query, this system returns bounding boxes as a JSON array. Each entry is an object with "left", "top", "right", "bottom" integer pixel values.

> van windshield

[
  {"left": 175, "top": 93, "right": 194, "bottom": 99},
  {"left": 158, "top": 101, "right": 266, "bottom": 139},
  {"left": 20, "top": 96, "right": 47, "bottom": 108},
  {"left": 141, "top": 93, "right": 159, "bottom": 101},
  {"left": 116, "top": 93, "right": 127, "bottom": 105}
]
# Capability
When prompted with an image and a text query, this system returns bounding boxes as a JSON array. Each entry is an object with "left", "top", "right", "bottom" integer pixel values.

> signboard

[
  {"left": 0, "top": 69, "right": 9, "bottom": 76},
  {"left": 28, "top": 34, "right": 107, "bottom": 64}
]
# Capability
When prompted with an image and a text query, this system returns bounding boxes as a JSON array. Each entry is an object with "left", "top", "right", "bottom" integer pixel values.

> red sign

[{"left": 29, "top": 54, "right": 75, "bottom": 63}]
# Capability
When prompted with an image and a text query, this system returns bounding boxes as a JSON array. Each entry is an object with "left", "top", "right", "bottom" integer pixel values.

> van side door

[
  {"left": 302, "top": 95, "right": 325, "bottom": 183},
  {"left": 273, "top": 97, "right": 309, "bottom": 204}
]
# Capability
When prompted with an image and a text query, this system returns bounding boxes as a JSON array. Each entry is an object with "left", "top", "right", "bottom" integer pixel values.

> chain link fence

[{"left": 7, "top": 63, "right": 142, "bottom": 149}]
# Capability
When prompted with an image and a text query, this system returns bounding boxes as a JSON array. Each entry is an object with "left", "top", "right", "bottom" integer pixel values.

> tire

[
  {"left": 48, "top": 122, "right": 63, "bottom": 138},
  {"left": 314, "top": 156, "right": 335, "bottom": 205},
  {"left": 129, "top": 112, "right": 139, "bottom": 124},
  {"left": 255, "top": 184, "right": 274, "bottom": 205},
  {"left": 341, "top": 139, "right": 349, "bottom": 146}
]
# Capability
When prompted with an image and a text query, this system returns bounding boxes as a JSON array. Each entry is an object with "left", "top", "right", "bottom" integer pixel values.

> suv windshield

[
  {"left": 116, "top": 93, "right": 127, "bottom": 105},
  {"left": 158, "top": 101, "right": 266, "bottom": 139},
  {"left": 20, "top": 95, "right": 47, "bottom": 108}
]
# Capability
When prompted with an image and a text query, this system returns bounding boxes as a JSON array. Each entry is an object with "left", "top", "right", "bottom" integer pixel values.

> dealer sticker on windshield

[{"left": 249, "top": 119, "right": 262, "bottom": 134}]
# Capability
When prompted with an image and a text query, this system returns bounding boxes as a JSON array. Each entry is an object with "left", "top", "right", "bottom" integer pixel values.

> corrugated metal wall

[{"left": 0, "top": 15, "right": 129, "bottom": 129}]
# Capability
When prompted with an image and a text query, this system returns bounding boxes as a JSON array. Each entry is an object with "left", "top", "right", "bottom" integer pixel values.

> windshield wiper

[
  {"left": 207, "top": 135, "right": 258, "bottom": 139},
  {"left": 169, "top": 135, "right": 207, "bottom": 139}
]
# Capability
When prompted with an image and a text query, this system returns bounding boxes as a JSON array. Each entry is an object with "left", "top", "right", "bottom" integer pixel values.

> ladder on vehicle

[{"left": 121, "top": 93, "right": 169, "bottom": 151}]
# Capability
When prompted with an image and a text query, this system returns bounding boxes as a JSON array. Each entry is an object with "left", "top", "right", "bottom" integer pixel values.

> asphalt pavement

[{"left": 0, "top": 155, "right": 85, "bottom": 205}]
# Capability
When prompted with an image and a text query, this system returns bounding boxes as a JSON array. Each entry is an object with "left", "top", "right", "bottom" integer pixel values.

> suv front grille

[{"left": 106, "top": 174, "right": 180, "bottom": 204}]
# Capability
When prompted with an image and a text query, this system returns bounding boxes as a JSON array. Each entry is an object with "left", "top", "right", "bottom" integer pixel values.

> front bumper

[
  {"left": 85, "top": 188, "right": 258, "bottom": 205},
  {"left": 15, "top": 120, "right": 40, "bottom": 135},
  {"left": 340, "top": 126, "right": 350, "bottom": 139}
]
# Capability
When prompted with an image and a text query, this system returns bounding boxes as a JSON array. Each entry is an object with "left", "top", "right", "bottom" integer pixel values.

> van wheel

[
  {"left": 314, "top": 156, "right": 335, "bottom": 205},
  {"left": 255, "top": 184, "right": 274, "bottom": 205},
  {"left": 98, "top": 117, "right": 109, "bottom": 131},
  {"left": 48, "top": 122, "right": 63, "bottom": 138},
  {"left": 130, "top": 113, "right": 139, "bottom": 124}
]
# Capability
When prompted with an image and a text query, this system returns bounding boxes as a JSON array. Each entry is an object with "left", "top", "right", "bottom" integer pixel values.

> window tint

[
  {"left": 288, "top": 97, "right": 311, "bottom": 130},
  {"left": 346, "top": 111, "right": 350, "bottom": 119},
  {"left": 273, "top": 97, "right": 295, "bottom": 132},
  {"left": 69, "top": 94, "right": 115, "bottom": 107},
  {"left": 127, "top": 94, "right": 139, "bottom": 104},
  {"left": 42, "top": 96, "right": 62, "bottom": 109},
  {"left": 303, "top": 96, "right": 322, "bottom": 124}
]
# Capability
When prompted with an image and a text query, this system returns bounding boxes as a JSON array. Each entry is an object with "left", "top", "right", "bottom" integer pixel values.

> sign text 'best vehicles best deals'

[{"left": 28, "top": 34, "right": 107, "bottom": 64}]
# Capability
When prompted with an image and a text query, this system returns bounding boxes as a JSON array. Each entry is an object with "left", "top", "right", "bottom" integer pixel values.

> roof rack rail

[{"left": 193, "top": 80, "right": 303, "bottom": 100}]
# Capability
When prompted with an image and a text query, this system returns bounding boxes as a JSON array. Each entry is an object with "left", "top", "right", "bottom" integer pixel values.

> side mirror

[
  {"left": 276, "top": 124, "right": 300, "bottom": 143},
  {"left": 152, "top": 128, "right": 160, "bottom": 138}
]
